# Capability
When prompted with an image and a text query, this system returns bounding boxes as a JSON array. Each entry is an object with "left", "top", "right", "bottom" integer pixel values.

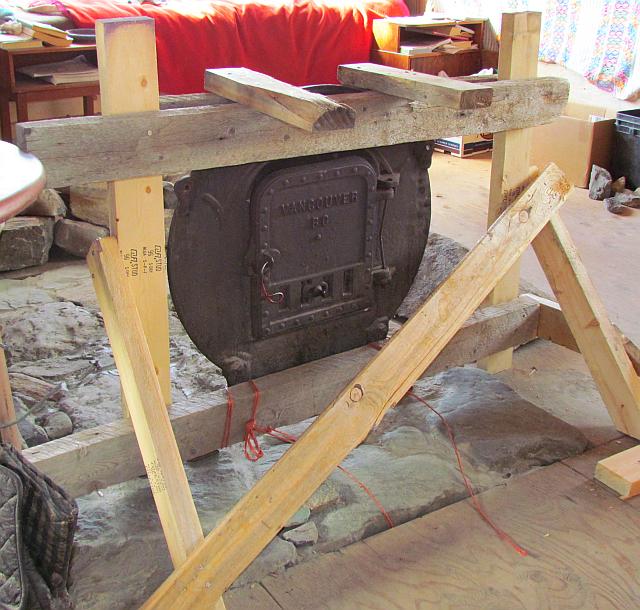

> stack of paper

[{"left": 17, "top": 55, "right": 98, "bottom": 85}]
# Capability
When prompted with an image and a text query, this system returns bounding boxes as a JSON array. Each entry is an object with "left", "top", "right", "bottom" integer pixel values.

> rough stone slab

[
  {"left": 284, "top": 506, "right": 311, "bottom": 528},
  {"left": 281, "top": 522, "right": 318, "bottom": 547},
  {"left": 8, "top": 372, "right": 59, "bottom": 404},
  {"left": 68, "top": 367, "right": 588, "bottom": 609},
  {"left": 0, "top": 301, "right": 102, "bottom": 364},
  {"left": 0, "top": 217, "right": 54, "bottom": 272},
  {"left": 54, "top": 218, "right": 109, "bottom": 258},
  {"left": 69, "top": 183, "right": 109, "bottom": 228},
  {"left": 398, "top": 233, "right": 547, "bottom": 320},
  {"left": 19, "top": 188, "right": 67, "bottom": 218},
  {"left": 589, "top": 165, "right": 612, "bottom": 200}
]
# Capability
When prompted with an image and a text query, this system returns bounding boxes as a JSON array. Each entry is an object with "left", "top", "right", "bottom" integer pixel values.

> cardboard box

[
  {"left": 531, "top": 102, "right": 615, "bottom": 188},
  {"left": 434, "top": 132, "right": 493, "bottom": 157}
]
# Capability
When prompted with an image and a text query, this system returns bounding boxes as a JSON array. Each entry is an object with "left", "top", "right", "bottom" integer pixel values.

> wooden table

[{"left": 0, "top": 43, "right": 99, "bottom": 142}]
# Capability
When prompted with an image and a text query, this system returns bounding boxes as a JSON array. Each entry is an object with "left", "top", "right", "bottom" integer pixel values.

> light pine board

[
  {"left": 479, "top": 11, "right": 541, "bottom": 373},
  {"left": 96, "top": 17, "right": 171, "bottom": 404}
]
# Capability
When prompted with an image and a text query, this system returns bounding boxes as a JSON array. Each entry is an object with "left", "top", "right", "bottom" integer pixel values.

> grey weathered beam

[
  {"left": 23, "top": 297, "right": 540, "bottom": 498},
  {"left": 16, "top": 77, "right": 568, "bottom": 188}
]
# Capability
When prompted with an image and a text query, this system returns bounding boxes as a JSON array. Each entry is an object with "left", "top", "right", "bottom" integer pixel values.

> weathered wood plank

[
  {"left": 142, "top": 164, "right": 570, "bottom": 609},
  {"left": 16, "top": 77, "right": 568, "bottom": 188},
  {"left": 338, "top": 63, "right": 493, "bottom": 109},
  {"left": 23, "top": 297, "right": 540, "bottom": 498},
  {"left": 596, "top": 445, "right": 640, "bottom": 499},
  {"left": 204, "top": 68, "right": 355, "bottom": 131},
  {"left": 478, "top": 11, "right": 541, "bottom": 374},
  {"left": 96, "top": 17, "right": 171, "bottom": 405},
  {"left": 0, "top": 333, "right": 22, "bottom": 449},
  {"left": 533, "top": 213, "right": 640, "bottom": 438}
]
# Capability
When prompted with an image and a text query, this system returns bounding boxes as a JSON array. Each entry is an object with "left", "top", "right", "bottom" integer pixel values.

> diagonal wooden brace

[
  {"left": 533, "top": 214, "right": 640, "bottom": 437},
  {"left": 87, "top": 238, "right": 226, "bottom": 610},
  {"left": 142, "top": 163, "right": 572, "bottom": 609}
]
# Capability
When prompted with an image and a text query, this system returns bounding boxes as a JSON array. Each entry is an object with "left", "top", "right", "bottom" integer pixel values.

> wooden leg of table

[
  {"left": 0, "top": 99, "right": 12, "bottom": 142},
  {"left": 15, "top": 95, "right": 28, "bottom": 124},
  {"left": 478, "top": 11, "right": 541, "bottom": 373},
  {"left": 83, "top": 95, "right": 96, "bottom": 116}
]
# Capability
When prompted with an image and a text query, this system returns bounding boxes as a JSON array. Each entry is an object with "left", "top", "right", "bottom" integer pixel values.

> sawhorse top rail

[{"left": 15, "top": 74, "right": 568, "bottom": 188}]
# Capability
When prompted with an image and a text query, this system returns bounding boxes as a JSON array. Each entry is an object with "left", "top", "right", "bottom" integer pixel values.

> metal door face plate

[{"left": 254, "top": 157, "right": 377, "bottom": 338}]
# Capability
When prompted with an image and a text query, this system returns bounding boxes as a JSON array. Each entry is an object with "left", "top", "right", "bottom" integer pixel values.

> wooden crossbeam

[
  {"left": 23, "top": 297, "right": 540, "bottom": 498},
  {"left": 204, "top": 68, "right": 355, "bottom": 131},
  {"left": 532, "top": 214, "right": 640, "bottom": 438},
  {"left": 338, "top": 63, "right": 493, "bottom": 109},
  {"left": 595, "top": 445, "right": 640, "bottom": 499},
  {"left": 524, "top": 293, "right": 640, "bottom": 375},
  {"left": 142, "top": 164, "right": 571, "bottom": 609},
  {"left": 479, "top": 11, "right": 541, "bottom": 374},
  {"left": 87, "top": 237, "right": 226, "bottom": 610},
  {"left": 16, "top": 77, "right": 568, "bottom": 188},
  {"left": 96, "top": 17, "right": 171, "bottom": 406}
]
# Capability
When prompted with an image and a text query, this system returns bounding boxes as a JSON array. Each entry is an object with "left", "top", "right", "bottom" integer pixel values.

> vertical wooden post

[
  {"left": 96, "top": 17, "right": 171, "bottom": 405},
  {"left": 0, "top": 332, "right": 22, "bottom": 449},
  {"left": 478, "top": 11, "right": 541, "bottom": 373}
]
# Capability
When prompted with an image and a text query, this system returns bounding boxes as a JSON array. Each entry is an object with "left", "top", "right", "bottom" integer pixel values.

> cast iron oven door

[{"left": 168, "top": 142, "right": 432, "bottom": 384}]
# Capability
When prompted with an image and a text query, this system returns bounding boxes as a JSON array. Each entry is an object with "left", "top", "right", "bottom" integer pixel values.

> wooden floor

[{"left": 225, "top": 440, "right": 640, "bottom": 609}]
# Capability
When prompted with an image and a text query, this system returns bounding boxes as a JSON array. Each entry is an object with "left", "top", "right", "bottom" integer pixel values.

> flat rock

[
  {"left": 54, "top": 219, "right": 109, "bottom": 258},
  {"left": 9, "top": 357, "right": 94, "bottom": 383},
  {"left": 0, "top": 217, "right": 54, "bottom": 272},
  {"left": 0, "top": 301, "right": 102, "bottom": 364},
  {"left": 284, "top": 506, "right": 311, "bottom": 528},
  {"left": 19, "top": 188, "right": 67, "bottom": 218},
  {"left": 589, "top": 164, "right": 612, "bottom": 200},
  {"left": 163, "top": 181, "right": 178, "bottom": 209},
  {"left": 39, "top": 410, "right": 73, "bottom": 439},
  {"left": 164, "top": 209, "right": 173, "bottom": 246},
  {"left": 69, "top": 183, "right": 109, "bottom": 228},
  {"left": 604, "top": 196, "right": 632, "bottom": 215},
  {"left": 8, "top": 372, "right": 59, "bottom": 404},
  {"left": 68, "top": 367, "right": 588, "bottom": 609},
  {"left": 282, "top": 521, "right": 318, "bottom": 546},
  {"left": 398, "top": 233, "right": 547, "bottom": 319}
]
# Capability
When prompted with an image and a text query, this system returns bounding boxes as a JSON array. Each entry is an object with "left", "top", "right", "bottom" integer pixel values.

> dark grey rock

[
  {"left": 164, "top": 209, "right": 173, "bottom": 246},
  {"left": 284, "top": 506, "right": 311, "bottom": 528},
  {"left": 39, "top": 410, "right": 73, "bottom": 439},
  {"left": 234, "top": 537, "right": 297, "bottom": 587},
  {"left": 282, "top": 521, "right": 318, "bottom": 546},
  {"left": 163, "top": 181, "right": 178, "bottom": 209},
  {"left": 54, "top": 219, "right": 109, "bottom": 258},
  {"left": 0, "top": 217, "right": 54, "bottom": 272},
  {"left": 19, "top": 188, "right": 67, "bottom": 218},
  {"left": 604, "top": 196, "right": 631, "bottom": 215},
  {"left": 398, "top": 233, "right": 548, "bottom": 320},
  {"left": 14, "top": 396, "right": 48, "bottom": 447},
  {"left": 589, "top": 165, "right": 612, "bottom": 200}
]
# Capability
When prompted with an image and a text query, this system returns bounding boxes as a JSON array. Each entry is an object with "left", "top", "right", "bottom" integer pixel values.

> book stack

[
  {"left": 17, "top": 55, "right": 98, "bottom": 85},
  {"left": 0, "top": 33, "right": 43, "bottom": 50},
  {"left": 400, "top": 23, "right": 478, "bottom": 56},
  {"left": 19, "top": 20, "right": 73, "bottom": 47}
]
